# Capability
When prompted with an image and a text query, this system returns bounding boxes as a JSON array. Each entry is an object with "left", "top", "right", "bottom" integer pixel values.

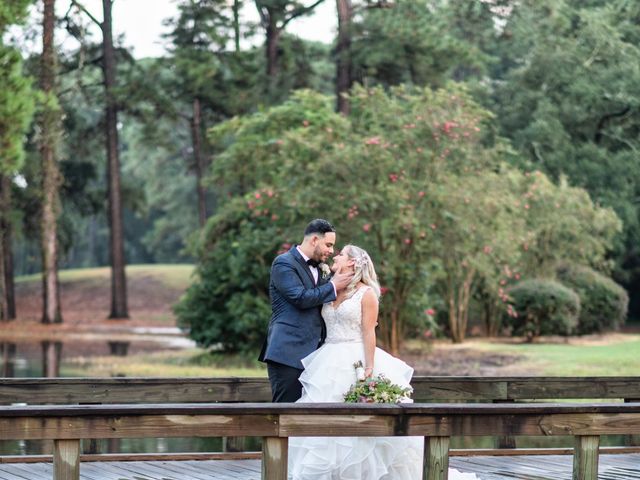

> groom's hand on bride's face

[{"left": 331, "top": 265, "right": 354, "bottom": 291}]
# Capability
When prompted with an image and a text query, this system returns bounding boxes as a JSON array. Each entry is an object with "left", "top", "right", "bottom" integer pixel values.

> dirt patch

[
  {"left": 402, "top": 343, "right": 528, "bottom": 376},
  {"left": 9, "top": 273, "right": 185, "bottom": 333}
]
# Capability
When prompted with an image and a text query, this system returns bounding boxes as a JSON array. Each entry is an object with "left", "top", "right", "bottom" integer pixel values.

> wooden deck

[{"left": 0, "top": 454, "right": 638, "bottom": 479}]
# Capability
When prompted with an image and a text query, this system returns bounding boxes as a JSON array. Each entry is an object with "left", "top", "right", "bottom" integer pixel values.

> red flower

[
  {"left": 442, "top": 121, "right": 457, "bottom": 134},
  {"left": 425, "top": 308, "right": 435, "bottom": 316},
  {"left": 363, "top": 223, "right": 371, "bottom": 232},
  {"left": 365, "top": 137, "right": 381, "bottom": 145}
]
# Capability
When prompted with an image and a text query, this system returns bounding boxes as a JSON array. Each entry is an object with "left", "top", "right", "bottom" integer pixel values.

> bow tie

[{"left": 306, "top": 259, "right": 320, "bottom": 268}]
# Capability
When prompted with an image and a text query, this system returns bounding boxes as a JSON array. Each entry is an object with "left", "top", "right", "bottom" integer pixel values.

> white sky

[{"left": 58, "top": 0, "right": 336, "bottom": 58}]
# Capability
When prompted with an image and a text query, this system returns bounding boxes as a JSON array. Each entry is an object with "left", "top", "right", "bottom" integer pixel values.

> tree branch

[
  {"left": 69, "top": 0, "right": 102, "bottom": 28},
  {"left": 253, "top": 1, "right": 269, "bottom": 28},
  {"left": 282, "top": 0, "right": 326, "bottom": 28}
]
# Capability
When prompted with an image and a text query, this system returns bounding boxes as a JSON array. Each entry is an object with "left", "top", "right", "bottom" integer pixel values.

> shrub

[
  {"left": 556, "top": 264, "right": 628, "bottom": 334},
  {"left": 505, "top": 279, "right": 580, "bottom": 340}
]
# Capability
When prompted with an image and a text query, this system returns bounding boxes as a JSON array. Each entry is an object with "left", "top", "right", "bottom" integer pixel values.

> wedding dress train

[{"left": 288, "top": 286, "right": 478, "bottom": 480}]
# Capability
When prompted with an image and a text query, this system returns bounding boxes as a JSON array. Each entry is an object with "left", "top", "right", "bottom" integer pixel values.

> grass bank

[
  {"left": 473, "top": 334, "right": 640, "bottom": 376},
  {"left": 63, "top": 349, "right": 267, "bottom": 378}
]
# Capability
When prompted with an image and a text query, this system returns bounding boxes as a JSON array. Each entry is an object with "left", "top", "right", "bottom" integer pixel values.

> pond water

[{"left": 0, "top": 331, "right": 259, "bottom": 455}]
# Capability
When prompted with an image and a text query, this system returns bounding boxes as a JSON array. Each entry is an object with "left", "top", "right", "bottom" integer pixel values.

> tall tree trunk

[
  {"left": 0, "top": 179, "right": 7, "bottom": 322},
  {"left": 41, "top": 340, "right": 62, "bottom": 377},
  {"left": 266, "top": 15, "right": 281, "bottom": 89},
  {"left": 2, "top": 176, "right": 16, "bottom": 319},
  {"left": 191, "top": 98, "right": 207, "bottom": 227},
  {"left": 40, "top": 0, "right": 62, "bottom": 324},
  {"left": 335, "top": 0, "right": 352, "bottom": 114},
  {"left": 233, "top": 0, "right": 241, "bottom": 52},
  {"left": 102, "top": 0, "right": 128, "bottom": 318},
  {"left": 390, "top": 307, "right": 399, "bottom": 356},
  {"left": 1, "top": 343, "right": 16, "bottom": 377}
]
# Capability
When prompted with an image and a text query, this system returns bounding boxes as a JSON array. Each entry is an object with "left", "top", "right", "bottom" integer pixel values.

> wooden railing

[
  {"left": 1, "top": 402, "right": 639, "bottom": 480},
  {"left": 2, "top": 376, "right": 638, "bottom": 453},
  {"left": 1, "top": 376, "right": 639, "bottom": 404}
]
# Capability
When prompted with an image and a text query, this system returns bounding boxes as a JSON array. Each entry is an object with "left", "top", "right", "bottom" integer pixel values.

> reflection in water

[
  {"left": 1, "top": 342, "right": 16, "bottom": 377},
  {"left": 41, "top": 341, "right": 62, "bottom": 377},
  {"left": 108, "top": 341, "right": 130, "bottom": 356}
]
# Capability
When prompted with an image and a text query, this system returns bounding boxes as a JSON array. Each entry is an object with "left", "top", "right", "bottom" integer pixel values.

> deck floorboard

[{"left": 0, "top": 454, "right": 637, "bottom": 479}]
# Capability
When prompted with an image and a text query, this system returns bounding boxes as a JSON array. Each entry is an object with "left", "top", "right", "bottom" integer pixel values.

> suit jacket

[{"left": 258, "top": 246, "right": 336, "bottom": 369}]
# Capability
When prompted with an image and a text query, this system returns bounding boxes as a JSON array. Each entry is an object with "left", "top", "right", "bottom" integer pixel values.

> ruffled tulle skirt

[{"left": 288, "top": 341, "right": 478, "bottom": 480}]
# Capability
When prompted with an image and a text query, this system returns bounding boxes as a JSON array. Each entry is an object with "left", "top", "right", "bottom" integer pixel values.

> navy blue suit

[{"left": 259, "top": 247, "right": 336, "bottom": 401}]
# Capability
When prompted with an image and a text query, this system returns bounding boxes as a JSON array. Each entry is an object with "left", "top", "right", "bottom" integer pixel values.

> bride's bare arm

[{"left": 361, "top": 289, "right": 379, "bottom": 378}]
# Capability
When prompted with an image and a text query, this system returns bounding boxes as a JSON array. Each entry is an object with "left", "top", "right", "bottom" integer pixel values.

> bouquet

[{"left": 344, "top": 361, "right": 413, "bottom": 403}]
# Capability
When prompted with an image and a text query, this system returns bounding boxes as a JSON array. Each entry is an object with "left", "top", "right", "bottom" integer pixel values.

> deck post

[
  {"left": 423, "top": 436, "right": 450, "bottom": 480},
  {"left": 625, "top": 398, "right": 640, "bottom": 446},
  {"left": 493, "top": 399, "right": 516, "bottom": 448},
  {"left": 53, "top": 439, "right": 80, "bottom": 480},
  {"left": 223, "top": 436, "right": 247, "bottom": 452},
  {"left": 262, "top": 437, "right": 288, "bottom": 480},
  {"left": 573, "top": 435, "right": 599, "bottom": 480}
]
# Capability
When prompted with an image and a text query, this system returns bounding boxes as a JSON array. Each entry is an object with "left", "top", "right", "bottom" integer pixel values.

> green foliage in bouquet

[{"left": 344, "top": 373, "right": 413, "bottom": 404}]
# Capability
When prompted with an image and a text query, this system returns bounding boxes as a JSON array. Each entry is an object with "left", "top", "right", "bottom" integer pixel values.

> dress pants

[{"left": 267, "top": 361, "right": 304, "bottom": 402}]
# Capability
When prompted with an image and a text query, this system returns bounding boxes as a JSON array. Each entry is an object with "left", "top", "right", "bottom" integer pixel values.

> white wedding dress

[{"left": 288, "top": 286, "right": 478, "bottom": 480}]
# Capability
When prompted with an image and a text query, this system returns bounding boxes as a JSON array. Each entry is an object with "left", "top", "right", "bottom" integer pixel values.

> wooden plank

[
  {"left": 508, "top": 378, "right": 640, "bottom": 400},
  {"left": 111, "top": 460, "right": 185, "bottom": 479},
  {"left": 0, "top": 456, "right": 639, "bottom": 480},
  {"left": 0, "top": 403, "right": 639, "bottom": 443},
  {"left": 1, "top": 377, "right": 639, "bottom": 405},
  {"left": 407, "top": 411, "right": 640, "bottom": 437},
  {"left": 279, "top": 414, "right": 396, "bottom": 436},
  {"left": 53, "top": 439, "right": 79, "bottom": 480},
  {"left": 0, "top": 452, "right": 263, "bottom": 463},
  {"left": 0, "top": 414, "right": 279, "bottom": 440},
  {"left": 413, "top": 379, "right": 508, "bottom": 401},
  {"left": 423, "top": 436, "right": 450, "bottom": 480},
  {"left": 0, "top": 378, "right": 272, "bottom": 404},
  {"left": 3, "top": 400, "right": 640, "bottom": 418},
  {"left": 573, "top": 435, "right": 599, "bottom": 480},
  {"left": 0, "top": 462, "right": 49, "bottom": 480},
  {"left": 262, "top": 437, "right": 287, "bottom": 480}
]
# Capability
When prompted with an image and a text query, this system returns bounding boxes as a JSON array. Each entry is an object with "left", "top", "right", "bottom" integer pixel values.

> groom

[{"left": 259, "top": 219, "right": 353, "bottom": 402}]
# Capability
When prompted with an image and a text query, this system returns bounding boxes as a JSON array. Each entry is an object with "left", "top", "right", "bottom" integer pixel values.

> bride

[{"left": 288, "top": 245, "right": 478, "bottom": 480}]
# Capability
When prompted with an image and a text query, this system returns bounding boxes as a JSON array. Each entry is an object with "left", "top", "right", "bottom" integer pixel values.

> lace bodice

[{"left": 321, "top": 286, "right": 370, "bottom": 343}]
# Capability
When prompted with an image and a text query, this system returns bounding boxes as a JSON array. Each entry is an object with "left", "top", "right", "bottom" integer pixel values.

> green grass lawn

[
  {"left": 474, "top": 335, "right": 640, "bottom": 376},
  {"left": 16, "top": 264, "right": 195, "bottom": 289},
  {"left": 62, "top": 349, "right": 267, "bottom": 378}
]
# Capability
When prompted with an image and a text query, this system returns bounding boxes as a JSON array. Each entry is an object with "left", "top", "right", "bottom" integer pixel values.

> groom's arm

[{"left": 271, "top": 258, "right": 336, "bottom": 309}]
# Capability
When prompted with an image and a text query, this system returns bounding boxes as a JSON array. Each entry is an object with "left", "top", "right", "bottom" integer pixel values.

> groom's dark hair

[{"left": 304, "top": 218, "right": 335, "bottom": 237}]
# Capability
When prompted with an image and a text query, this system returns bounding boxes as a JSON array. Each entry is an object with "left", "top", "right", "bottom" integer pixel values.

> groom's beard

[{"left": 312, "top": 247, "right": 326, "bottom": 263}]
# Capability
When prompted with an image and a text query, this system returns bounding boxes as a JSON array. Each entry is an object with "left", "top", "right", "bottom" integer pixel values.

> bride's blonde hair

[{"left": 342, "top": 245, "right": 381, "bottom": 298}]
